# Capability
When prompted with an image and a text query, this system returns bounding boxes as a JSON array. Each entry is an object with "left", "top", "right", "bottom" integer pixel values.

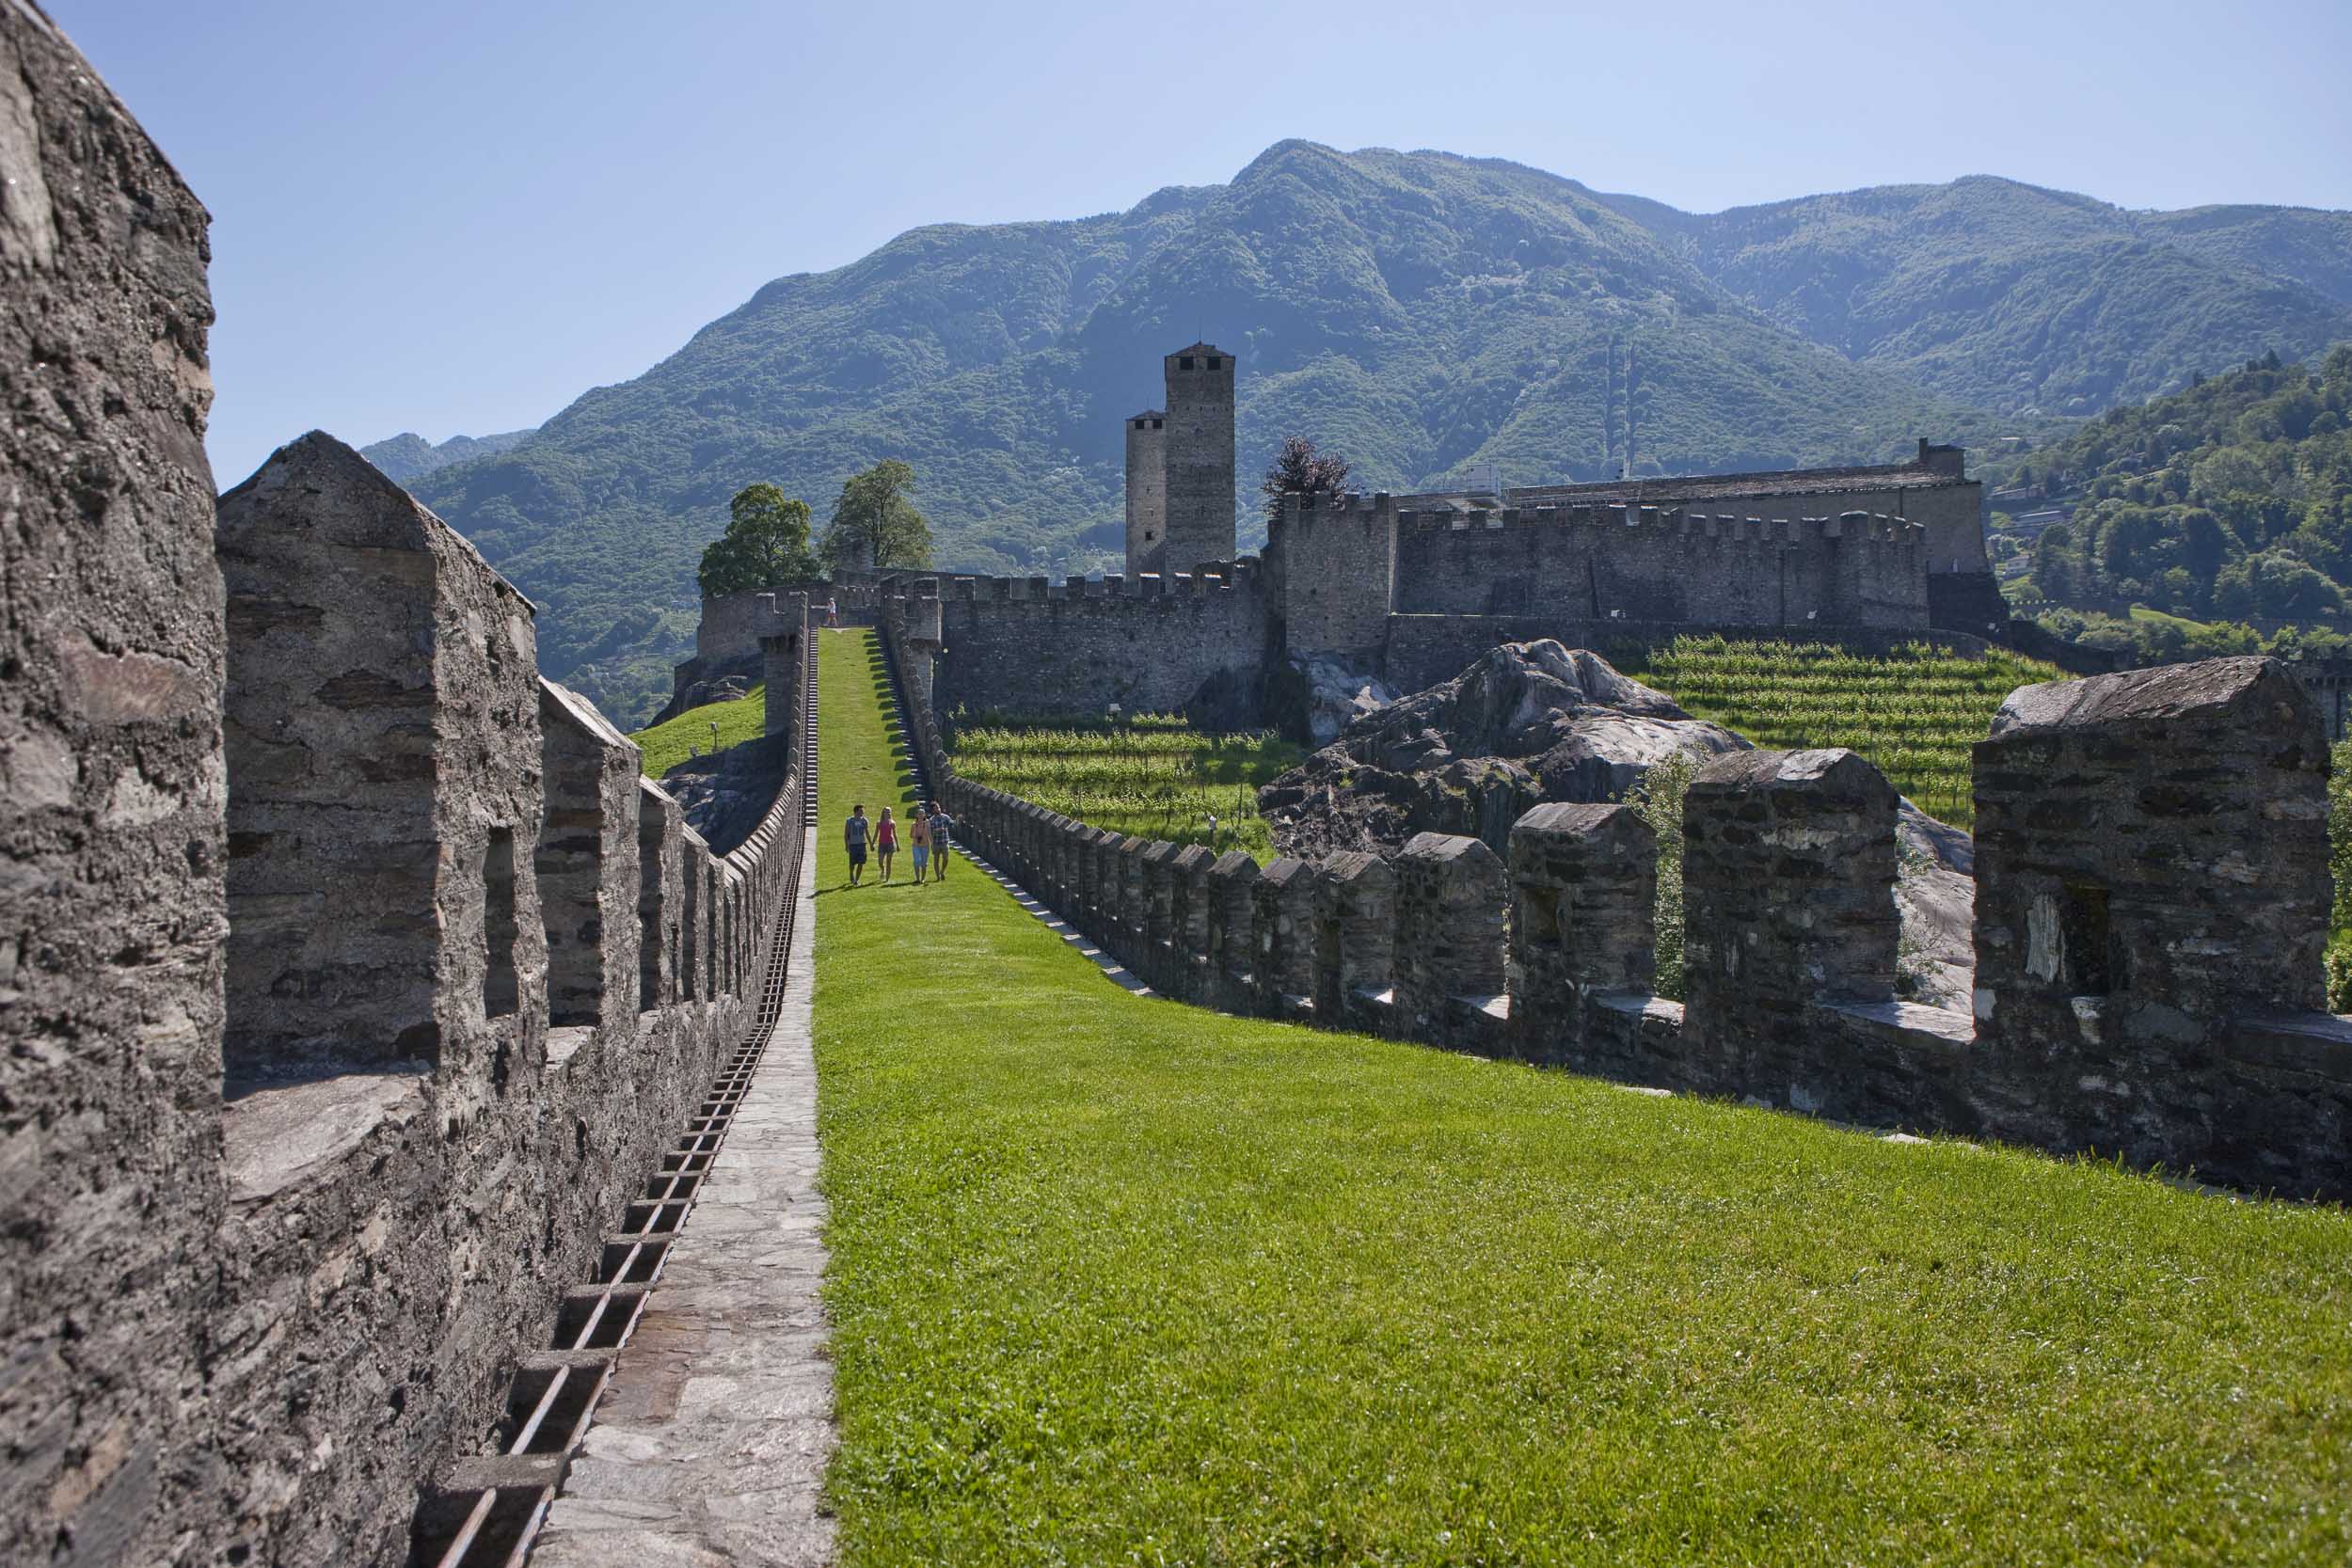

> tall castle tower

[
  {"left": 1123, "top": 409, "right": 1167, "bottom": 575},
  {"left": 1158, "top": 341, "right": 1236, "bottom": 574}
]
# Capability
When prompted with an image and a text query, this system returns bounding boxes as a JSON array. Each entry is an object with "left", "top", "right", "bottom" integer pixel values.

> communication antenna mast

[{"left": 1623, "top": 341, "right": 1638, "bottom": 482}]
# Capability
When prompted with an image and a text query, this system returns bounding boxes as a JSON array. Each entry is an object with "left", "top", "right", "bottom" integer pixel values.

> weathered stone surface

[
  {"left": 1685, "top": 747, "right": 1901, "bottom": 1011},
  {"left": 1393, "top": 833, "right": 1506, "bottom": 1039},
  {"left": 1971, "top": 656, "right": 2344, "bottom": 1191},
  {"left": 1315, "top": 850, "right": 1397, "bottom": 1022},
  {"left": 0, "top": 11, "right": 225, "bottom": 1562},
  {"left": 1250, "top": 857, "right": 1321, "bottom": 1007},
  {"left": 541, "top": 678, "right": 641, "bottom": 1035},
  {"left": 1294, "top": 652, "right": 1401, "bottom": 744},
  {"left": 220, "top": 432, "right": 548, "bottom": 1077},
  {"left": 1262, "top": 641, "right": 1745, "bottom": 860}
]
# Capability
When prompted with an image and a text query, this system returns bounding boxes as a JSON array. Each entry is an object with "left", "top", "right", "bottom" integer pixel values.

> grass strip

[
  {"left": 813, "top": 626, "right": 2351, "bottom": 1566},
  {"left": 630, "top": 681, "right": 767, "bottom": 779}
]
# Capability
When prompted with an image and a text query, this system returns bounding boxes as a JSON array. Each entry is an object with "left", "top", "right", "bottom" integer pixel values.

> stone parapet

[{"left": 941, "top": 653, "right": 2347, "bottom": 1200}]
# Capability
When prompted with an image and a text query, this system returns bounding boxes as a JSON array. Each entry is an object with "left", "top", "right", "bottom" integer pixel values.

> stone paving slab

[{"left": 533, "top": 850, "right": 832, "bottom": 1567}]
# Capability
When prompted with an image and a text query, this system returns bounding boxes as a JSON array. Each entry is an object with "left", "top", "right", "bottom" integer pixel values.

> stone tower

[
  {"left": 1124, "top": 409, "right": 1167, "bottom": 575},
  {"left": 1161, "top": 341, "right": 1236, "bottom": 573}
]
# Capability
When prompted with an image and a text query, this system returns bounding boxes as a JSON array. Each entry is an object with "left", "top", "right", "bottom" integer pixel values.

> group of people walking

[{"left": 843, "top": 800, "right": 954, "bottom": 886}]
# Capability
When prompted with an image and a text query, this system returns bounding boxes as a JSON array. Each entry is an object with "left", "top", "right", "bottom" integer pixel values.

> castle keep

[{"left": 1124, "top": 341, "right": 1238, "bottom": 578}]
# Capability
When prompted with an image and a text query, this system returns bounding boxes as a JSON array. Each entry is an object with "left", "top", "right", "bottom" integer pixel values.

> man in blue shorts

[
  {"left": 928, "top": 801, "right": 955, "bottom": 880},
  {"left": 844, "top": 803, "right": 869, "bottom": 885}
]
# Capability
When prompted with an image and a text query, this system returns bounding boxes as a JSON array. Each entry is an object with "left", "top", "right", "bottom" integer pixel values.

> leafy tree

[
  {"left": 821, "top": 459, "right": 933, "bottom": 572},
  {"left": 2214, "top": 549, "right": 2344, "bottom": 619},
  {"left": 697, "top": 483, "right": 820, "bottom": 597},
  {"left": 1260, "top": 436, "right": 1352, "bottom": 526}
]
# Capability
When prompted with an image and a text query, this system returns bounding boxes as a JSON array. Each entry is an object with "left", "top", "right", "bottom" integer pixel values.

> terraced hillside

[
  {"left": 1622, "top": 637, "right": 2066, "bottom": 827},
  {"left": 946, "top": 715, "right": 1303, "bottom": 858}
]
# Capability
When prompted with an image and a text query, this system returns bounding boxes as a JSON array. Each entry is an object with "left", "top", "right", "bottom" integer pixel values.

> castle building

[
  {"left": 1126, "top": 342, "right": 1236, "bottom": 577},
  {"left": 1123, "top": 408, "right": 1167, "bottom": 572}
]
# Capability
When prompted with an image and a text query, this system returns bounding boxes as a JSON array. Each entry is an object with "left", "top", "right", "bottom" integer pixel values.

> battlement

[
  {"left": 13, "top": 101, "right": 815, "bottom": 1556},
  {"left": 1385, "top": 498, "right": 1928, "bottom": 548},
  {"left": 929, "top": 559, "right": 1263, "bottom": 605},
  {"left": 904, "top": 651, "right": 2352, "bottom": 1202},
  {"left": 882, "top": 564, "right": 1271, "bottom": 726}
]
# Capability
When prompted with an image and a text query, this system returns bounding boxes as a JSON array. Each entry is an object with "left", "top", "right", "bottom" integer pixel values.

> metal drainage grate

[{"left": 409, "top": 637, "right": 819, "bottom": 1568}]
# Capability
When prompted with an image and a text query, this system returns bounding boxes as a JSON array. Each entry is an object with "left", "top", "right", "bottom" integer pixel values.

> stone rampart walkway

[{"left": 532, "top": 845, "right": 832, "bottom": 1566}]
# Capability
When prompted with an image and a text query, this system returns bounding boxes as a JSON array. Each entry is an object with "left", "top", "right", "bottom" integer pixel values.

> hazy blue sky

[{"left": 48, "top": 0, "right": 2352, "bottom": 484}]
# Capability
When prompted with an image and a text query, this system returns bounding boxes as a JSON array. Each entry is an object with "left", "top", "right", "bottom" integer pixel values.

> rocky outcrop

[
  {"left": 1260, "top": 641, "right": 1747, "bottom": 859},
  {"left": 1294, "top": 653, "right": 1400, "bottom": 744},
  {"left": 661, "top": 735, "right": 791, "bottom": 853},
  {"left": 1261, "top": 641, "right": 1978, "bottom": 1007}
]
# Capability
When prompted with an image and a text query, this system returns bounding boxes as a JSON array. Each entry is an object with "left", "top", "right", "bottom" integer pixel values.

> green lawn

[
  {"left": 629, "top": 682, "right": 766, "bottom": 779},
  {"left": 813, "top": 627, "right": 2352, "bottom": 1565}
]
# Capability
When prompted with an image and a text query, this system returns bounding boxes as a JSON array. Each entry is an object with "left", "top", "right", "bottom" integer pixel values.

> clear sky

[{"left": 46, "top": 0, "right": 2352, "bottom": 485}]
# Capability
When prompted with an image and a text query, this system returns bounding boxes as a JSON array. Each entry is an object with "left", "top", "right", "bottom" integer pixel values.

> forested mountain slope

[
  {"left": 1587, "top": 176, "right": 2352, "bottom": 417},
  {"left": 1998, "top": 347, "right": 2352, "bottom": 631},
  {"left": 401, "top": 145, "right": 2348, "bottom": 723}
]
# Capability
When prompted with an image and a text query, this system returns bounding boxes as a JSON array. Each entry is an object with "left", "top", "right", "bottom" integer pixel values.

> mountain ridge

[{"left": 391, "top": 142, "right": 2351, "bottom": 725}]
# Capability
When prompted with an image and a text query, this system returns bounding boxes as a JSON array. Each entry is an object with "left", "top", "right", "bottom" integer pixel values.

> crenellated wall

[
  {"left": 1, "top": 9, "right": 227, "bottom": 1560},
  {"left": 8, "top": 160, "right": 811, "bottom": 1561},
  {"left": 898, "top": 628, "right": 2352, "bottom": 1203},
  {"left": 1268, "top": 490, "right": 1931, "bottom": 676},
  {"left": 203, "top": 434, "right": 810, "bottom": 1565},
  {"left": 919, "top": 564, "right": 1274, "bottom": 722}
]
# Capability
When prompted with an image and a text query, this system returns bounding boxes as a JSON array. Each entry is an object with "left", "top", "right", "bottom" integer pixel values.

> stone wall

[
  {"left": 912, "top": 643, "right": 2352, "bottom": 1202},
  {"left": 207, "top": 436, "right": 809, "bottom": 1565},
  {"left": 16, "top": 399, "right": 805, "bottom": 1568},
  {"left": 1, "top": 28, "right": 818, "bottom": 1563},
  {"left": 1, "top": 8, "right": 226, "bottom": 1560},
  {"left": 923, "top": 566, "right": 1272, "bottom": 723}
]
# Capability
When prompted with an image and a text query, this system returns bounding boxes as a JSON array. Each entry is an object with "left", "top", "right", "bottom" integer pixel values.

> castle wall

[
  {"left": 206, "top": 435, "right": 799, "bottom": 1564},
  {"left": 695, "top": 587, "right": 808, "bottom": 669},
  {"left": 910, "top": 651, "right": 2352, "bottom": 1202},
  {"left": 1268, "top": 494, "right": 1398, "bottom": 661},
  {"left": 925, "top": 569, "right": 1270, "bottom": 723},
  {"left": 1391, "top": 505, "right": 1926, "bottom": 626},
  {"left": 1162, "top": 344, "right": 1236, "bottom": 573},
  {"left": 6, "top": 31, "right": 818, "bottom": 1564},
  {"left": 0, "top": 10, "right": 228, "bottom": 1559}
]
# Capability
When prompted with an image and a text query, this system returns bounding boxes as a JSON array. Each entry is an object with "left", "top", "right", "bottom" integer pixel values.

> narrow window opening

[
  {"left": 2059, "top": 881, "right": 2111, "bottom": 995},
  {"left": 1206, "top": 356, "right": 1222, "bottom": 371},
  {"left": 681, "top": 863, "right": 701, "bottom": 1002},
  {"left": 639, "top": 821, "right": 664, "bottom": 1010},
  {"left": 484, "top": 828, "right": 518, "bottom": 1020},
  {"left": 1179, "top": 356, "right": 1196, "bottom": 371},
  {"left": 1521, "top": 888, "right": 1563, "bottom": 948}
]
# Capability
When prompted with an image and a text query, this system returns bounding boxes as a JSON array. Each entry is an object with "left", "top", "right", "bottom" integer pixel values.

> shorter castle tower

[{"left": 1124, "top": 409, "right": 1167, "bottom": 575}]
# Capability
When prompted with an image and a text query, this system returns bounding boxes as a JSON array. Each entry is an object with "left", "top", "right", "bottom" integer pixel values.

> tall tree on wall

[
  {"left": 698, "top": 483, "right": 821, "bottom": 596},
  {"left": 821, "top": 459, "right": 935, "bottom": 572},
  {"left": 1261, "top": 436, "right": 1352, "bottom": 525}
]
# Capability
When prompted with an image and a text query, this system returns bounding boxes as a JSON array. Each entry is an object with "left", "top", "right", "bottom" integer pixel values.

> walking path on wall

[{"left": 530, "top": 757, "right": 833, "bottom": 1563}]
